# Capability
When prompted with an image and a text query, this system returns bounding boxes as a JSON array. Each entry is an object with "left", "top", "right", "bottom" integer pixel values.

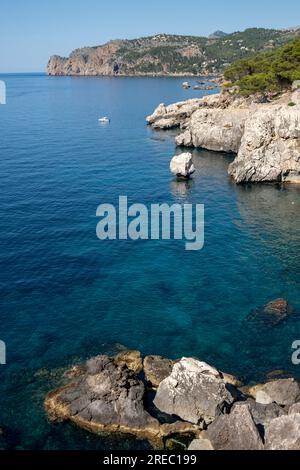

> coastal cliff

[
  {"left": 47, "top": 28, "right": 300, "bottom": 76},
  {"left": 147, "top": 89, "right": 300, "bottom": 184}
]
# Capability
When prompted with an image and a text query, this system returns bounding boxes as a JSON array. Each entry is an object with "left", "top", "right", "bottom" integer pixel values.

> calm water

[{"left": 0, "top": 74, "right": 300, "bottom": 449}]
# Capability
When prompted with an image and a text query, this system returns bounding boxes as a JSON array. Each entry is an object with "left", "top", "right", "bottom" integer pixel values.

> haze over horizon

[{"left": 1, "top": 0, "right": 300, "bottom": 73}]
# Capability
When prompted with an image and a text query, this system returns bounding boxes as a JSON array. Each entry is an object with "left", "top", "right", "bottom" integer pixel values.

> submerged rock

[
  {"left": 265, "top": 414, "right": 300, "bottom": 450},
  {"left": 144, "top": 356, "right": 175, "bottom": 388},
  {"left": 247, "top": 299, "right": 292, "bottom": 326},
  {"left": 170, "top": 153, "right": 195, "bottom": 179},
  {"left": 153, "top": 358, "right": 236, "bottom": 425},
  {"left": 206, "top": 403, "right": 264, "bottom": 450}
]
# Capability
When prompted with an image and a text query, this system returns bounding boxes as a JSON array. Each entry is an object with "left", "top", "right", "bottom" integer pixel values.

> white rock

[
  {"left": 153, "top": 357, "right": 235, "bottom": 425},
  {"left": 170, "top": 153, "right": 195, "bottom": 178}
]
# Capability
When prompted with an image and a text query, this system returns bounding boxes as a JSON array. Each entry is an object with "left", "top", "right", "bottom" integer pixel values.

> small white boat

[{"left": 98, "top": 117, "right": 110, "bottom": 123}]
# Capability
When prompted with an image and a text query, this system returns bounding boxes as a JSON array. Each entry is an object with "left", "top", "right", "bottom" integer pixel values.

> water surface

[{"left": 0, "top": 74, "right": 299, "bottom": 449}]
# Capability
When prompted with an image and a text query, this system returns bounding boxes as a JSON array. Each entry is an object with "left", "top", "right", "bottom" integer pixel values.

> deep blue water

[{"left": 0, "top": 74, "right": 300, "bottom": 449}]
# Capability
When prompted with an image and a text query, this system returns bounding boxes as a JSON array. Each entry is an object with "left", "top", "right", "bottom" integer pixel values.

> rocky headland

[
  {"left": 45, "top": 300, "right": 300, "bottom": 451},
  {"left": 147, "top": 87, "right": 300, "bottom": 184},
  {"left": 47, "top": 28, "right": 300, "bottom": 77}
]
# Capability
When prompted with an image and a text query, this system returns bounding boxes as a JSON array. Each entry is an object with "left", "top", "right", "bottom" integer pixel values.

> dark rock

[
  {"left": 206, "top": 403, "right": 264, "bottom": 450},
  {"left": 235, "top": 399, "right": 286, "bottom": 427},
  {"left": 45, "top": 355, "right": 199, "bottom": 447}
]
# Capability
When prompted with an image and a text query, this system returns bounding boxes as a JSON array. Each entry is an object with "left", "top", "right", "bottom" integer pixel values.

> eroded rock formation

[{"left": 147, "top": 90, "right": 300, "bottom": 184}]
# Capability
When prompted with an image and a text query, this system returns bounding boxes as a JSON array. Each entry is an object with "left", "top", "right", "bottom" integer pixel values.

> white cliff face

[
  {"left": 229, "top": 107, "right": 300, "bottom": 183},
  {"left": 148, "top": 92, "right": 300, "bottom": 184},
  {"left": 176, "top": 107, "right": 250, "bottom": 153}
]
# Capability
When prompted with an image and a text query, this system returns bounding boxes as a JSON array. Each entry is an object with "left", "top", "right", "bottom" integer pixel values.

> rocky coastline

[
  {"left": 147, "top": 87, "right": 300, "bottom": 184},
  {"left": 44, "top": 300, "right": 300, "bottom": 451}
]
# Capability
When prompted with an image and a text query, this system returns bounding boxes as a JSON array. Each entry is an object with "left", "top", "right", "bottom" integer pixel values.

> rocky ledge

[
  {"left": 45, "top": 347, "right": 300, "bottom": 450},
  {"left": 147, "top": 88, "right": 300, "bottom": 184}
]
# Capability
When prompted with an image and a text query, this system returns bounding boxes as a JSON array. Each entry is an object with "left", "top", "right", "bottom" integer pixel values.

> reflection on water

[{"left": 170, "top": 178, "right": 195, "bottom": 199}]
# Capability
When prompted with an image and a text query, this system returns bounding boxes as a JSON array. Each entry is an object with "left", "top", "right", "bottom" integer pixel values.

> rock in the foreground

[
  {"left": 154, "top": 358, "right": 236, "bottom": 425},
  {"left": 45, "top": 355, "right": 198, "bottom": 447},
  {"left": 170, "top": 153, "right": 195, "bottom": 179},
  {"left": 206, "top": 403, "right": 264, "bottom": 450},
  {"left": 265, "top": 414, "right": 300, "bottom": 450}
]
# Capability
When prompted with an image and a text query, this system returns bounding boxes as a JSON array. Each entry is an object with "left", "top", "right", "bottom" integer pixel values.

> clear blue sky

[{"left": 1, "top": 0, "right": 300, "bottom": 72}]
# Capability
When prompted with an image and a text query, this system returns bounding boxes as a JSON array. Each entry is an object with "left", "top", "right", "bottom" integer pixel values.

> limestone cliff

[{"left": 147, "top": 90, "right": 300, "bottom": 184}]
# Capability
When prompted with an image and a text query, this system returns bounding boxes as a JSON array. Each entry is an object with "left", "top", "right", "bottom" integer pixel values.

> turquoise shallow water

[{"left": 0, "top": 74, "right": 300, "bottom": 449}]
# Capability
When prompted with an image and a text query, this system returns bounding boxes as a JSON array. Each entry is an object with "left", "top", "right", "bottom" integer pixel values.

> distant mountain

[
  {"left": 47, "top": 27, "right": 300, "bottom": 77},
  {"left": 209, "top": 31, "right": 228, "bottom": 39}
]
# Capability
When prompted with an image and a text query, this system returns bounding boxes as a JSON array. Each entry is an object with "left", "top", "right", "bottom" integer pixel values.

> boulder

[
  {"left": 170, "top": 153, "right": 195, "bottom": 179},
  {"left": 206, "top": 403, "right": 264, "bottom": 450},
  {"left": 115, "top": 350, "right": 143, "bottom": 374},
  {"left": 247, "top": 299, "right": 292, "bottom": 326},
  {"left": 153, "top": 358, "right": 236, "bottom": 425},
  {"left": 188, "top": 438, "right": 214, "bottom": 451},
  {"left": 236, "top": 399, "right": 286, "bottom": 427},
  {"left": 265, "top": 414, "right": 300, "bottom": 450},
  {"left": 144, "top": 356, "right": 175, "bottom": 388},
  {"left": 246, "top": 378, "right": 300, "bottom": 406}
]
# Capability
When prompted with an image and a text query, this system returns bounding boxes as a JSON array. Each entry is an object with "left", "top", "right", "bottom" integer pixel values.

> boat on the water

[{"left": 98, "top": 117, "right": 110, "bottom": 123}]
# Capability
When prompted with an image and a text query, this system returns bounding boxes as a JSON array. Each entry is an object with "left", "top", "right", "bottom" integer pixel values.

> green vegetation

[{"left": 224, "top": 39, "right": 300, "bottom": 95}]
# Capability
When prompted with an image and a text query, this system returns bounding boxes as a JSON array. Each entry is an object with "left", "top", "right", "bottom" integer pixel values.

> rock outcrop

[
  {"left": 170, "top": 153, "right": 195, "bottom": 179},
  {"left": 153, "top": 358, "right": 236, "bottom": 425},
  {"left": 147, "top": 91, "right": 300, "bottom": 184},
  {"left": 48, "top": 29, "right": 300, "bottom": 76},
  {"left": 45, "top": 351, "right": 300, "bottom": 450},
  {"left": 45, "top": 355, "right": 199, "bottom": 447}
]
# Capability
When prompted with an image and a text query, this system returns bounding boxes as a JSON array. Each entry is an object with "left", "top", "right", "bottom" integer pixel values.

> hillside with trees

[{"left": 224, "top": 38, "right": 300, "bottom": 95}]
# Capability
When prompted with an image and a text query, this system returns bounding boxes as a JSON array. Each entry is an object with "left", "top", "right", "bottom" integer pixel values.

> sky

[{"left": 1, "top": 0, "right": 300, "bottom": 72}]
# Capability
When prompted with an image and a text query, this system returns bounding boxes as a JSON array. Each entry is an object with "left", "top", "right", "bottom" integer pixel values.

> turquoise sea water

[{"left": 0, "top": 74, "right": 300, "bottom": 449}]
